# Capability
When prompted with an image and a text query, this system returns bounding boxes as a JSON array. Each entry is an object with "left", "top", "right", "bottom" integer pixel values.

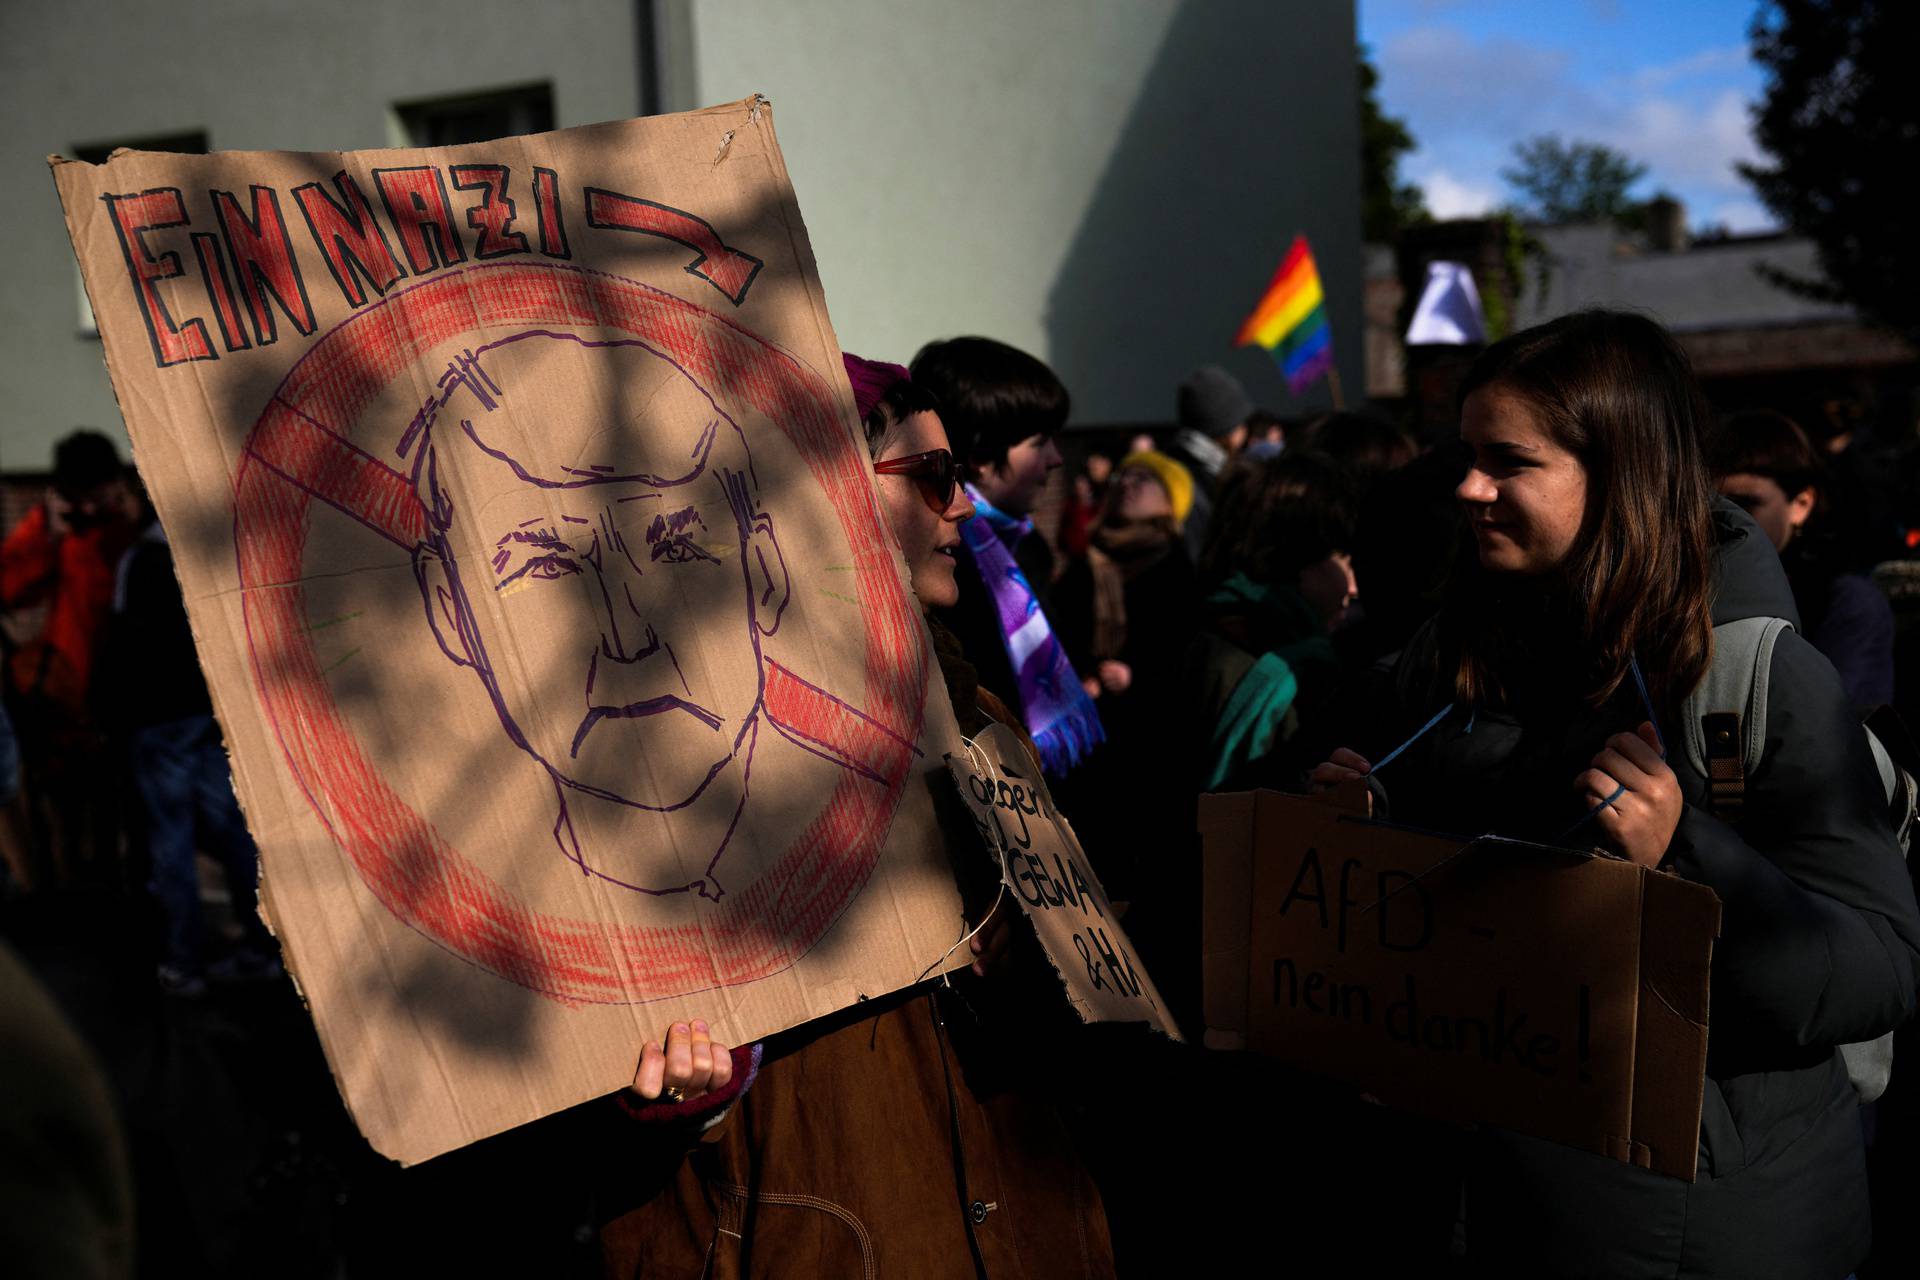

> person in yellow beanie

[{"left": 1114, "top": 450, "right": 1194, "bottom": 529}]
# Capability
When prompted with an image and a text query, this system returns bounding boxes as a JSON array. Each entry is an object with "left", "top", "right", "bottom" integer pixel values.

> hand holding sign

[
  {"left": 630, "top": 1020, "right": 734, "bottom": 1103},
  {"left": 947, "top": 724, "right": 1182, "bottom": 1039}
]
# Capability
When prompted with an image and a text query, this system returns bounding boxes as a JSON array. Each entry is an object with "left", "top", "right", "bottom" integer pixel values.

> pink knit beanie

[{"left": 842, "top": 352, "right": 911, "bottom": 423}]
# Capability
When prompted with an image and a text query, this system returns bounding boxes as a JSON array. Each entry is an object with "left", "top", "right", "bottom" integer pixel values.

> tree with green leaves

[
  {"left": 1360, "top": 45, "right": 1428, "bottom": 242},
  {"left": 1502, "top": 135, "right": 1648, "bottom": 224},
  {"left": 1742, "top": 0, "right": 1920, "bottom": 339}
]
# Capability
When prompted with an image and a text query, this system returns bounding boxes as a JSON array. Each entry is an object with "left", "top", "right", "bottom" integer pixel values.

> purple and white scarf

[{"left": 959, "top": 485, "right": 1104, "bottom": 774}]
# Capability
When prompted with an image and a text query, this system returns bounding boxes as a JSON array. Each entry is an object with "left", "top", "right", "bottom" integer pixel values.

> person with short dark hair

[
  {"left": 1707, "top": 409, "right": 1894, "bottom": 710},
  {"left": 1296, "top": 411, "right": 1417, "bottom": 480},
  {"left": 2, "top": 429, "right": 144, "bottom": 889},
  {"left": 911, "top": 337, "right": 1102, "bottom": 774},
  {"left": 1189, "top": 452, "right": 1359, "bottom": 791},
  {"left": 910, "top": 336, "right": 1069, "bottom": 504}
]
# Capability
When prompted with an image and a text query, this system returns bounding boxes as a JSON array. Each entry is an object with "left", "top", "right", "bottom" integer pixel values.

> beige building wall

[
  {"left": 674, "top": 0, "right": 1361, "bottom": 425},
  {"left": 0, "top": 0, "right": 641, "bottom": 470},
  {"left": 1, "top": 0, "right": 1358, "bottom": 468}
]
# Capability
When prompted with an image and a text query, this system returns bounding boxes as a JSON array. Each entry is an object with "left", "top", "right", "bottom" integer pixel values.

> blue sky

[{"left": 1359, "top": 0, "right": 1775, "bottom": 231}]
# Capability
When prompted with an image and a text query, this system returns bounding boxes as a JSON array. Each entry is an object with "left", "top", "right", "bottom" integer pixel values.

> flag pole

[{"left": 1326, "top": 363, "right": 1347, "bottom": 412}]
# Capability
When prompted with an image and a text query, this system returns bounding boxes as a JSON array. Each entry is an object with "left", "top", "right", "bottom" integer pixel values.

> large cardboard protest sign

[
  {"left": 1200, "top": 788, "right": 1720, "bottom": 1181},
  {"left": 948, "top": 724, "right": 1181, "bottom": 1038},
  {"left": 51, "top": 98, "right": 972, "bottom": 1164}
]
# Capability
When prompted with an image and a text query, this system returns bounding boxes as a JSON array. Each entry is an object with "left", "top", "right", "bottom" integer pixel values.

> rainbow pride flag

[{"left": 1234, "top": 235, "right": 1333, "bottom": 395}]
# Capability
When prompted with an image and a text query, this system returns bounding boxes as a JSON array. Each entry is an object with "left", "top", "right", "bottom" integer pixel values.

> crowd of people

[
  {"left": 610, "top": 315, "right": 1920, "bottom": 1278},
  {"left": 5, "top": 308, "right": 1920, "bottom": 1277}
]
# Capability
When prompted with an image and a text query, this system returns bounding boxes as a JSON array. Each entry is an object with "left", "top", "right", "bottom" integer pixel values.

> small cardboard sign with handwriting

[
  {"left": 948, "top": 724, "right": 1182, "bottom": 1039},
  {"left": 1199, "top": 788, "right": 1720, "bottom": 1181}
]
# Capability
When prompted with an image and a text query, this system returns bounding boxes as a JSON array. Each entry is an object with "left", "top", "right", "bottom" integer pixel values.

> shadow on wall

[{"left": 1044, "top": 0, "right": 1360, "bottom": 425}]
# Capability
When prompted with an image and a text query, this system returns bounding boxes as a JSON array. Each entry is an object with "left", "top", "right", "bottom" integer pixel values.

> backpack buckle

[{"left": 1702, "top": 711, "right": 1746, "bottom": 818}]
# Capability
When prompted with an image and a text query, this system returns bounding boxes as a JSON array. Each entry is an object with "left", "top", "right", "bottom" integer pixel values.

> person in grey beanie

[{"left": 1168, "top": 364, "right": 1255, "bottom": 558}]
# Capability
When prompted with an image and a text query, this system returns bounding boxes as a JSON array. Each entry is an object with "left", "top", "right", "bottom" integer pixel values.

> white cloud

[
  {"left": 1417, "top": 168, "right": 1500, "bottom": 219},
  {"left": 1378, "top": 26, "right": 1767, "bottom": 219},
  {"left": 1599, "top": 89, "right": 1762, "bottom": 198}
]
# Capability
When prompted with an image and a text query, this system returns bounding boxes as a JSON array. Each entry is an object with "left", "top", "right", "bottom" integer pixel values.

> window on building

[
  {"left": 393, "top": 84, "right": 555, "bottom": 148},
  {"left": 69, "top": 131, "right": 209, "bottom": 337}
]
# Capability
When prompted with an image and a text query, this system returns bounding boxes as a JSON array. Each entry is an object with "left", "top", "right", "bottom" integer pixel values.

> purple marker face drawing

[{"left": 409, "top": 332, "right": 790, "bottom": 826}]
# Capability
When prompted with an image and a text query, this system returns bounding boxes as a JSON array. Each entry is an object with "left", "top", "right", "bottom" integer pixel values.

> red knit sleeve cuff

[{"left": 613, "top": 1042, "right": 762, "bottom": 1127}]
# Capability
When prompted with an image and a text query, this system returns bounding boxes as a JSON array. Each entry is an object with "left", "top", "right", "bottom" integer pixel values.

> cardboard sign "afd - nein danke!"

[{"left": 1201, "top": 788, "right": 1719, "bottom": 1181}]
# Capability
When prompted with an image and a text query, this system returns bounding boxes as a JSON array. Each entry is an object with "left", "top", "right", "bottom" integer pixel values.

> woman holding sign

[
  {"left": 1313, "top": 310, "right": 1920, "bottom": 1279},
  {"left": 599, "top": 356, "right": 1117, "bottom": 1279}
]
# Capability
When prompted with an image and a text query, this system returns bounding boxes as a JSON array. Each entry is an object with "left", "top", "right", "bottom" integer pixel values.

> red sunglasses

[{"left": 873, "top": 448, "right": 968, "bottom": 513}]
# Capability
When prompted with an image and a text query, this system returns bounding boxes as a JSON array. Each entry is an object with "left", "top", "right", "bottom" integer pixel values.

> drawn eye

[
  {"left": 496, "top": 552, "right": 580, "bottom": 590},
  {"left": 651, "top": 536, "right": 715, "bottom": 565},
  {"left": 527, "top": 554, "right": 579, "bottom": 580}
]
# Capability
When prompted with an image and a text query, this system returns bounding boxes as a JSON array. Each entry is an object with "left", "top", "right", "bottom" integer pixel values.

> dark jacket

[
  {"left": 1051, "top": 522, "right": 1198, "bottom": 902},
  {"left": 1784, "top": 534, "right": 1896, "bottom": 712},
  {"left": 1378, "top": 503, "right": 1920, "bottom": 1279},
  {"left": 96, "top": 522, "right": 213, "bottom": 730}
]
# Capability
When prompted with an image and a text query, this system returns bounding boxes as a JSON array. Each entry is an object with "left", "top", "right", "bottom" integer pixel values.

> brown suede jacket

[{"left": 597, "top": 620, "right": 1115, "bottom": 1278}]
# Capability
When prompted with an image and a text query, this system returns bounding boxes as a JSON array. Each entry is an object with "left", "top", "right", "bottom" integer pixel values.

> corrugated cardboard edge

[
  {"left": 1198, "top": 791, "right": 1260, "bottom": 1047},
  {"left": 1631, "top": 869, "right": 1722, "bottom": 1181}
]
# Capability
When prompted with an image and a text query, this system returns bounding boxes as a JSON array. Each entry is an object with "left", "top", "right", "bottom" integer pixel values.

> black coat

[{"left": 1375, "top": 503, "right": 1920, "bottom": 1279}]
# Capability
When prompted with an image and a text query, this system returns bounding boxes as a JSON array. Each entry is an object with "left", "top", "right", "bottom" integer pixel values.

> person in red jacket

[
  {"left": 1, "top": 431, "right": 141, "bottom": 718},
  {"left": 1, "top": 430, "right": 143, "bottom": 886}
]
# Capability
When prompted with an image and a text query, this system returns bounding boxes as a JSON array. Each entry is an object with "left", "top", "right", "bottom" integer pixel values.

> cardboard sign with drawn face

[{"left": 53, "top": 101, "right": 969, "bottom": 1163}]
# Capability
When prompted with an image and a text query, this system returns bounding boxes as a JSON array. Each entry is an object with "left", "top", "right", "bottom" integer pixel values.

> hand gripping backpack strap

[{"left": 1682, "top": 616, "right": 1791, "bottom": 820}]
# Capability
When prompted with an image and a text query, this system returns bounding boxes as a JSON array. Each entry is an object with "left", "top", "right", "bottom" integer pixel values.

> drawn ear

[
  {"left": 746, "top": 510, "right": 791, "bottom": 637},
  {"left": 412, "top": 542, "right": 474, "bottom": 669}
]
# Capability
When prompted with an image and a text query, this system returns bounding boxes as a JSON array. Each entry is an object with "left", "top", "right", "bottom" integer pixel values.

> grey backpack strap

[
  {"left": 1683, "top": 617, "right": 1792, "bottom": 818},
  {"left": 1685, "top": 616, "right": 1901, "bottom": 1103}
]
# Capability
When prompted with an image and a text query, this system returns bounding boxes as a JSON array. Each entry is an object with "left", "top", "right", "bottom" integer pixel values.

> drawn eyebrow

[
  {"left": 646, "top": 507, "right": 706, "bottom": 542},
  {"left": 495, "top": 527, "right": 569, "bottom": 550}
]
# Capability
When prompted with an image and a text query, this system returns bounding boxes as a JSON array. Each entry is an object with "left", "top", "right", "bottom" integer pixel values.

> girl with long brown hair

[{"left": 1315, "top": 311, "right": 1919, "bottom": 1278}]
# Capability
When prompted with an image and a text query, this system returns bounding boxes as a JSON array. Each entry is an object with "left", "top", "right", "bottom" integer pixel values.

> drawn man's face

[{"left": 413, "top": 334, "right": 788, "bottom": 812}]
